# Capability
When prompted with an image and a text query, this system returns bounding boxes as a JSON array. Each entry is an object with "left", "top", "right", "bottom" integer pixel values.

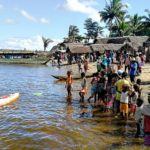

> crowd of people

[{"left": 65, "top": 51, "right": 150, "bottom": 146}]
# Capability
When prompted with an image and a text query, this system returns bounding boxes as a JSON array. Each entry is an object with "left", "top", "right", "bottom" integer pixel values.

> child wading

[
  {"left": 66, "top": 71, "right": 73, "bottom": 98},
  {"left": 87, "top": 73, "right": 98, "bottom": 104},
  {"left": 79, "top": 72, "right": 87, "bottom": 103},
  {"left": 129, "top": 84, "right": 139, "bottom": 117},
  {"left": 135, "top": 98, "right": 144, "bottom": 138},
  {"left": 142, "top": 94, "right": 150, "bottom": 146}
]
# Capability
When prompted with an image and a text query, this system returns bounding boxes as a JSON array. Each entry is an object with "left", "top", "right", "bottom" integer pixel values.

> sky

[{"left": 0, "top": 0, "right": 149, "bottom": 50}]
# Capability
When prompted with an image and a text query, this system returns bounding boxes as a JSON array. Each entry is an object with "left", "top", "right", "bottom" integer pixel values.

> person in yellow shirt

[{"left": 115, "top": 72, "right": 131, "bottom": 114}]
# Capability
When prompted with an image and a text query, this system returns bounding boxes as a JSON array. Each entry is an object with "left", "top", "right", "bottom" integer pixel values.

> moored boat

[
  {"left": 0, "top": 93, "right": 20, "bottom": 106},
  {"left": 0, "top": 58, "right": 50, "bottom": 65},
  {"left": 51, "top": 74, "right": 93, "bottom": 80},
  {"left": 0, "top": 49, "right": 51, "bottom": 65}
]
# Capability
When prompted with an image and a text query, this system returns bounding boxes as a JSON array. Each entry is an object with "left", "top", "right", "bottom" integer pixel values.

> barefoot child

[
  {"left": 135, "top": 98, "right": 144, "bottom": 138},
  {"left": 79, "top": 72, "right": 87, "bottom": 103},
  {"left": 87, "top": 73, "right": 98, "bottom": 103},
  {"left": 142, "top": 94, "right": 150, "bottom": 146},
  {"left": 66, "top": 71, "right": 73, "bottom": 98},
  {"left": 120, "top": 85, "right": 130, "bottom": 120},
  {"left": 129, "top": 84, "right": 139, "bottom": 117}
]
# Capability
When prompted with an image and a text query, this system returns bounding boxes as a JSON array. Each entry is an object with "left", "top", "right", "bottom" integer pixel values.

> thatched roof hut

[
  {"left": 68, "top": 46, "right": 91, "bottom": 54},
  {"left": 94, "top": 36, "right": 149, "bottom": 51},
  {"left": 128, "top": 36, "right": 149, "bottom": 51},
  {"left": 50, "top": 45, "right": 59, "bottom": 54},
  {"left": 91, "top": 44, "right": 124, "bottom": 53},
  {"left": 94, "top": 37, "right": 128, "bottom": 44}
]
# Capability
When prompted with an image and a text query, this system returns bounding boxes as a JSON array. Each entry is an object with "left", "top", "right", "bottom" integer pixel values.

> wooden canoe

[{"left": 51, "top": 74, "right": 93, "bottom": 80}]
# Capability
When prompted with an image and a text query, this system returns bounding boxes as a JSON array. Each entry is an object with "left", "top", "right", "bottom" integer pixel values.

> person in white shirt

[{"left": 120, "top": 85, "right": 130, "bottom": 120}]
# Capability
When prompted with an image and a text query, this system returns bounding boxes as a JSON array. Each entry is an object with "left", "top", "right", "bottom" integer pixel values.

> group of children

[{"left": 65, "top": 56, "right": 150, "bottom": 145}]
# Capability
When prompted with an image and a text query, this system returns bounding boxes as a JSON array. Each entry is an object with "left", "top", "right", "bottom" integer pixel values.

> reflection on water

[{"left": 0, "top": 64, "right": 148, "bottom": 149}]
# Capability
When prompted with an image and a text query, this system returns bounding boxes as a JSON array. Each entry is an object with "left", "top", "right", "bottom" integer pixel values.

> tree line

[{"left": 64, "top": 0, "right": 150, "bottom": 43}]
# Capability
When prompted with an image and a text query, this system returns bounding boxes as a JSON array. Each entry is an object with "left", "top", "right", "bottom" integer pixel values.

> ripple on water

[{"left": 0, "top": 64, "right": 147, "bottom": 149}]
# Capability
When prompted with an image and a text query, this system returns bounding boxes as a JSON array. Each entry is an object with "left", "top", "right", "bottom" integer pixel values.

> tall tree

[
  {"left": 144, "top": 9, "right": 150, "bottom": 26},
  {"left": 84, "top": 18, "right": 103, "bottom": 40},
  {"left": 128, "top": 14, "right": 143, "bottom": 36},
  {"left": 42, "top": 37, "right": 53, "bottom": 51},
  {"left": 68, "top": 25, "right": 79, "bottom": 42},
  {"left": 99, "top": 0, "right": 128, "bottom": 36}
]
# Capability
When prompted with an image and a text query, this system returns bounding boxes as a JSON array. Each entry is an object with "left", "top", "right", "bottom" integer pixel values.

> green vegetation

[
  {"left": 64, "top": 0, "right": 150, "bottom": 42},
  {"left": 42, "top": 36, "right": 53, "bottom": 51},
  {"left": 84, "top": 18, "right": 103, "bottom": 40}
]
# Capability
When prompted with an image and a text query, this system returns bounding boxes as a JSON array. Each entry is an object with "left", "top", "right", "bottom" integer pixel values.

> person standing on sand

[
  {"left": 83, "top": 59, "right": 88, "bottom": 74},
  {"left": 65, "top": 71, "right": 73, "bottom": 98},
  {"left": 77, "top": 60, "right": 82, "bottom": 73},
  {"left": 130, "top": 58, "right": 138, "bottom": 83},
  {"left": 124, "top": 54, "right": 131, "bottom": 74}
]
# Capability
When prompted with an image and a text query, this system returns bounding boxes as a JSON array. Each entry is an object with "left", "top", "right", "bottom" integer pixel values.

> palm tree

[
  {"left": 84, "top": 18, "right": 103, "bottom": 40},
  {"left": 99, "top": 0, "right": 128, "bottom": 36},
  {"left": 42, "top": 36, "right": 53, "bottom": 51},
  {"left": 128, "top": 14, "right": 143, "bottom": 36},
  {"left": 68, "top": 25, "right": 79, "bottom": 42},
  {"left": 144, "top": 9, "right": 150, "bottom": 26}
]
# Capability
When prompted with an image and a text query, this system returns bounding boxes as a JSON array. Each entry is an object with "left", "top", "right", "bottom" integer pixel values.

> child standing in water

[
  {"left": 66, "top": 71, "right": 73, "bottom": 98},
  {"left": 129, "top": 84, "right": 139, "bottom": 117},
  {"left": 142, "top": 94, "right": 150, "bottom": 146},
  {"left": 120, "top": 85, "right": 130, "bottom": 120},
  {"left": 135, "top": 98, "right": 144, "bottom": 138},
  {"left": 79, "top": 72, "right": 87, "bottom": 103}
]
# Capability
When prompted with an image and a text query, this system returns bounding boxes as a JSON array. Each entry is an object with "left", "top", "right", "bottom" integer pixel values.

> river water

[{"left": 0, "top": 64, "right": 148, "bottom": 150}]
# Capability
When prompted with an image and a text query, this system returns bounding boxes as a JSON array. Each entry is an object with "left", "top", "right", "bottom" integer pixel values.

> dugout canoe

[
  {"left": 51, "top": 74, "right": 93, "bottom": 80},
  {"left": 0, "top": 93, "right": 20, "bottom": 107}
]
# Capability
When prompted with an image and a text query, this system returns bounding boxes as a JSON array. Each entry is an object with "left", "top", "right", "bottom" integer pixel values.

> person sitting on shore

[
  {"left": 79, "top": 72, "right": 87, "bottom": 103},
  {"left": 135, "top": 98, "right": 144, "bottom": 138},
  {"left": 66, "top": 71, "right": 73, "bottom": 98}
]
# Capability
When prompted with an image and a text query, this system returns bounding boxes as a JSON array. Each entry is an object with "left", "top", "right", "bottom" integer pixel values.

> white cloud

[
  {"left": 20, "top": 10, "right": 37, "bottom": 22},
  {"left": 58, "top": 0, "right": 100, "bottom": 22},
  {"left": 123, "top": 2, "right": 131, "bottom": 9},
  {"left": 20, "top": 9, "right": 50, "bottom": 24},
  {"left": 0, "top": 36, "right": 62, "bottom": 50},
  {"left": 5, "top": 18, "right": 15, "bottom": 24},
  {"left": 40, "top": 17, "right": 49, "bottom": 24}
]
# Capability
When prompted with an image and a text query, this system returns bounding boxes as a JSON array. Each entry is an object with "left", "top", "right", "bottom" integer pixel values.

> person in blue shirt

[{"left": 130, "top": 58, "right": 138, "bottom": 83}]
